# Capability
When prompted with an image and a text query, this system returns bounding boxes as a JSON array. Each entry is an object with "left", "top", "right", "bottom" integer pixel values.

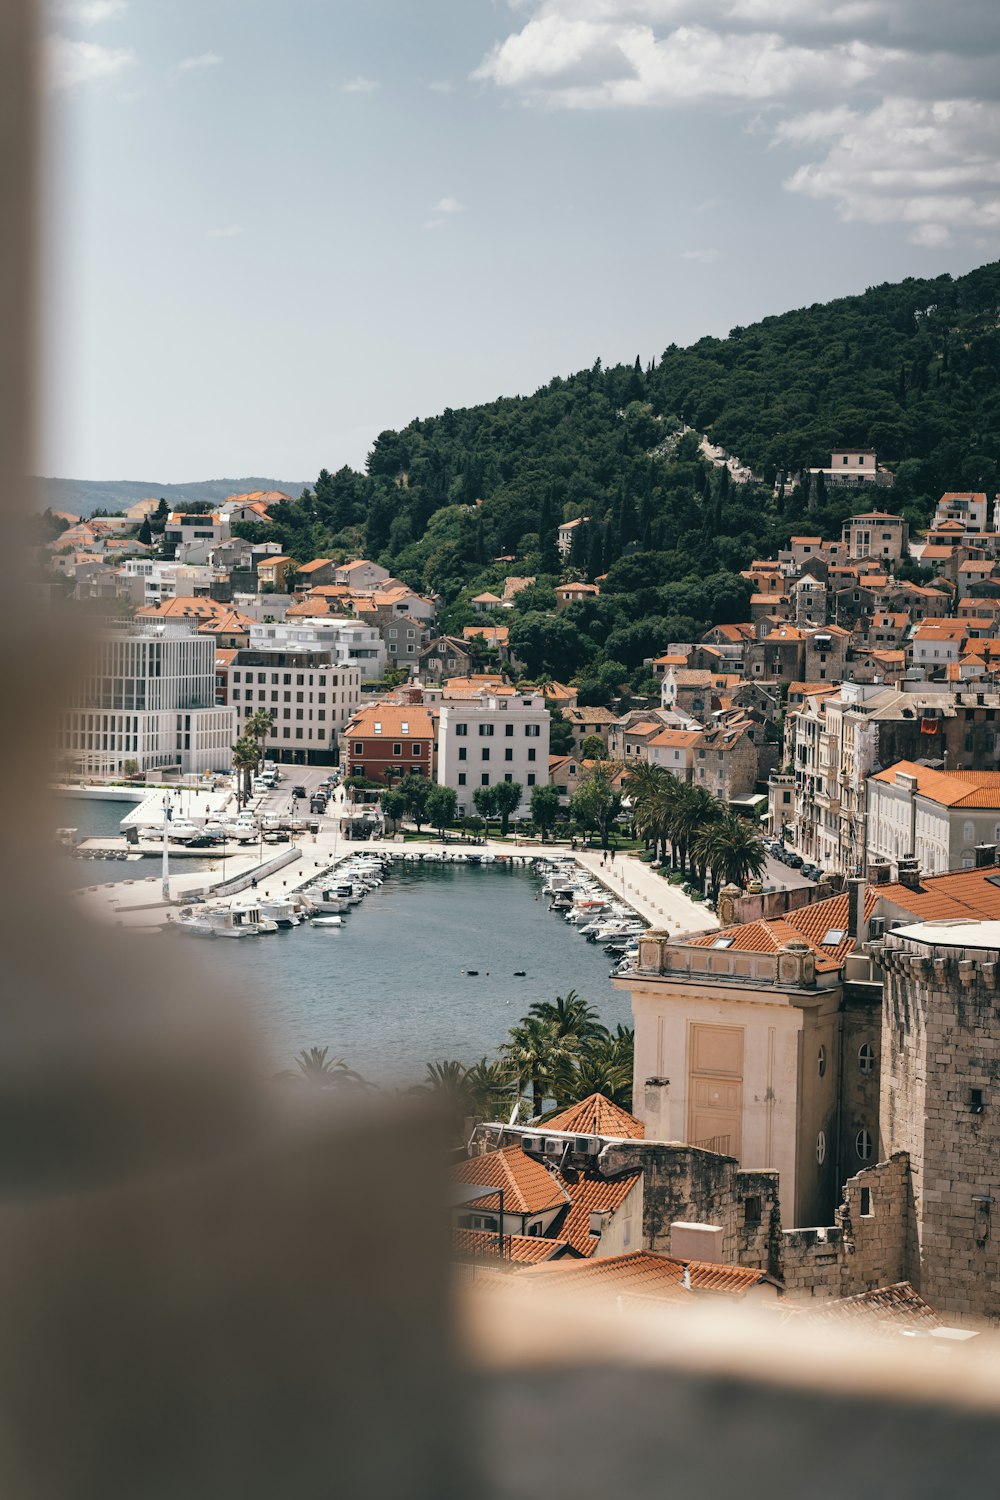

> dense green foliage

[{"left": 235, "top": 262, "right": 1000, "bottom": 685}]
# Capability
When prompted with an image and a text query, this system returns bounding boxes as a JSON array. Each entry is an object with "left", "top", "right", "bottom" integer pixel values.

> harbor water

[
  {"left": 215, "top": 861, "right": 631, "bottom": 1083},
  {"left": 61, "top": 799, "right": 631, "bottom": 1084}
]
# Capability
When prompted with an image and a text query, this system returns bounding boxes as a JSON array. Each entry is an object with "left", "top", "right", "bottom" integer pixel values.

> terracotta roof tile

[
  {"left": 522, "top": 1250, "right": 772, "bottom": 1297},
  {"left": 544, "top": 1094, "right": 645, "bottom": 1140},
  {"left": 872, "top": 760, "right": 1000, "bottom": 808},
  {"left": 452, "top": 1229, "right": 570, "bottom": 1264},
  {"left": 452, "top": 1146, "right": 569, "bottom": 1217}
]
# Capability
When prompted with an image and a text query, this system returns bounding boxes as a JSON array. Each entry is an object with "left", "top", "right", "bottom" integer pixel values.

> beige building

[
  {"left": 866, "top": 761, "right": 1000, "bottom": 874},
  {"left": 841, "top": 511, "right": 909, "bottom": 562}
]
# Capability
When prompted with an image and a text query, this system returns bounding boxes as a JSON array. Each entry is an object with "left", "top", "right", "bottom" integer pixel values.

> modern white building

[
  {"left": 866, "top": 761, "right": 1000, "bottom": 875},
  {"left": 437, "top": 689, "right": 549, "bottom": 817},
  {"left": 58, "top": 627, "right": 235, "bottom": 778},
  {"left": 249, "top": 618, "right": 386, "bottom": 680},
  {"left": 224, "top": 648, "right": 361, "bottom": 764},
  {"left": 163, "top": 511, "right": 230, "bottom": 564},
  {"left": 118, "top": 559, "right": 215, "bottom": 606}
]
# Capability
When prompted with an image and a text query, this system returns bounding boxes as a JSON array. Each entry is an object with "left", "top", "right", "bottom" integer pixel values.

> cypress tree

[
  {"left": 586, "top": 524, "right": 603, "bottom": 582},
  {"left": 138, "top": 516, "right": 152, "bottom": 546}
]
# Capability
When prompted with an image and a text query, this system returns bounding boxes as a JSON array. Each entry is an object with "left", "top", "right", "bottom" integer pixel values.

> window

[
  {"left": 527, "top": 773, "right": 535, "bottom": 785},
  {"left": 816, "top": 1131, "right": 826, "bottom": 1165},
  {"left": 393, "top": 743, "right": 402, "bottom": 756},
  {"left": 504, "top": 773, "right": 513, "bottom": 783},
  {"left": 482, "top": 749, "right": 490, "bottom": 762},
  {"left": 860, "top": 1187, "right": 872, "bottom": 1215},
  {"left": 505, "top": 723, "right": 514, "bottom": 738},
  {"left": 354, "top": 742, "right": 363, "bottom": 756},
  {"left": 818, "top": 1045, "right": 827, "bottom": 1078},
  {"left": 711, "top": 937, "right": 734, "bottom": 949},
  {"left": 481, "top": 774, "right": 490, "bottom": 786},
  {"left": 527, "top": 748, "right": 536, "bottom": 762},
  {"left": 458, "top": 746, "right": 467, "bottom": 762},
  {"left": 856, "top": 1128, "right": 873, "bottom": 1161},
  {"left": 458, "top": 773, "right": 466, "bottom": 786},
  {"left": 479, "top": 724, "right": 494, "bottom": 737},
  {"left": 412, "top": 744, "right": 420, "bottom": 757},
  {"left": 970, "top": 1088, "right": 984, "bottom": 1114},
  {"left": 504, "top": 748, "right": 513, "bottom": 762},
  {"left": 858, "top": 1043, "right": 875, "bottom": 1074},
  {"left": 525, "top": 724, "right": 540, "bottom": 737},
  {"left": 821, "top": 928, "right": 846, "bottom": 946},
  {"left": 743, "top": 1196, "right": 761, "bottom": 1226}
]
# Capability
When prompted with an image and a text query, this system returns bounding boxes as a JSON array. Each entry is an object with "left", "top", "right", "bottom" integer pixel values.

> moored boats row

[{"left": 534, "top": 855, "right": 646, "bottom": 976}]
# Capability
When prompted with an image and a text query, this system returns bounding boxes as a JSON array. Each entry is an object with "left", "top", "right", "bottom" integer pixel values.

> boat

[
  {"left": 174, "top": 903, "right": 272, "bottom": 938},
  {"left": 259, "top": 898, "right": 302, "bottom": 928},
  {"left": 304, "top": 889, "right": 351, "bottom": 914},
  {"left": 311, "top": 915, "right": 343, "bottom": 928}
]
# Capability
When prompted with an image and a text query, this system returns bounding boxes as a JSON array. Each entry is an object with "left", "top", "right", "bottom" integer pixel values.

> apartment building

[
  {"left": 225, "top": 648, "right": 361, "bottom": 765},
  {"left": 58, "top": 627, "right": 235, "bottom": 778},
  {"left": 866, "top": 762, "right": 1000, "bottom": 874},
  {"left": 437, "top": 689, "right": 549, "bottom": 817},
  {"left": 841, "top": 511, "right": 909, "bottom": 562},
  {"left": 343, "top": 703, "right": 435, "bottom": 784},
  {"left": 248, "top": 618, "right": 386, "bottom": 680}
]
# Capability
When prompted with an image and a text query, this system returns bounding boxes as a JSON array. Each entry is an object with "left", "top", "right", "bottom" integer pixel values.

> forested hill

[{"left": 226, "top": 261, "right": 1000, "bottom": 695}]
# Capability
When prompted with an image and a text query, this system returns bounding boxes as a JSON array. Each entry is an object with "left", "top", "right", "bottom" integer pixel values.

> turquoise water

[{"left": 217, "top": 861, "right": 631, "bottom": 1083}]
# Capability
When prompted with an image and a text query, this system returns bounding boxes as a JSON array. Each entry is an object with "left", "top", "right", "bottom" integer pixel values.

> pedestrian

[
  {"left": 251, "top": 876, "right": 257, "bottom": 889},
  {"left": 610, "top": 848, "right": 616, "bottom": 864}
]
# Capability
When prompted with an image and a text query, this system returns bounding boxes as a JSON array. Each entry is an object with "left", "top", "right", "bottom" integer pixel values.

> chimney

[
  {"left": 869, "top": 859, "right": 892, "bottom": 886},
  {"left": 975, "top": 843, "right": 997, "bottom": 869},
  {"left": 847, "top": 875, "right": 867, "bottom": 948},
  {"left": 897, "top": 857, "right": 922, "bottom": 891},
  {"left": 642, "top": 1077, "right": 671, "bottom": 1141}
]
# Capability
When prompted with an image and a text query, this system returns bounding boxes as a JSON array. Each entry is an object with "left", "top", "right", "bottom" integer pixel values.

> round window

[
  {"left": 816, "top": 1131, "right": 826, "bottom": 1165},
  {"left": 858, "top": 1043, "right": 875, "bottom": 1075},
  {"left": 818, "top": 1044, "right": 827, "bottom": 1078},
  {"left": 856, "top": 1128, "right": 873, "bottom": 1161}
]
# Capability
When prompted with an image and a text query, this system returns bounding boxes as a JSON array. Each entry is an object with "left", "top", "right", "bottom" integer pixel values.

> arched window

[
  {"left": 858, "top": 1043, "right": 875, "bottom": 1074},
  {"left": 856, "top": 1128, "right": 873, "bottom": 1161},
  {"left": 816, "top": 1131, "right": 826, "bottom": 1166},
  {"left": 964, "top": 820, "right": 976, "bottom": 846},
  {"left": 818, "top": 1045, "right": 827, "bottom": 1078}
]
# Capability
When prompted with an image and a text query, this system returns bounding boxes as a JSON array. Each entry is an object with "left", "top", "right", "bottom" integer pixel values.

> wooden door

[{"left": 688, "top": 1024, "right": 743, "bottom": 1158}]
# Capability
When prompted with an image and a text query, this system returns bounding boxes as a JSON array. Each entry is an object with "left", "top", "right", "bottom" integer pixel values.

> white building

[
  {"left": 225, "top": 648, "right": 361, "bottom": 765},
  {"left": 164, "top": 511, "right": 230, "bottom": 564},
  {"left": 437, "top": 689, "right": 549, "bottom": 817},
  {"left": 249, "top": 618, "right": 386, "bottom": 680},
  {"left": 866, "top": 762, "right": 1000, "bottom": 875},
  {"left": 931, "top": 491, "right": 991, "bottom": 535},
  {"left": 118, "top": 559, "right": 215, "bottom": 606},
  {"left": 58, "top": 627, "right": 235, "bottom": 778}
]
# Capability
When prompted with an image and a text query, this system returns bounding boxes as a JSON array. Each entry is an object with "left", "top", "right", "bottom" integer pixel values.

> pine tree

[{"left": 138, "top": 516, "right": 152, "bottom": 546}]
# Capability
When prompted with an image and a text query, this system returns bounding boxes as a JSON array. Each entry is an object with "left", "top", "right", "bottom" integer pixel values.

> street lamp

[{"left": 161, "top": 793, "right": 171, "bottom": 900}]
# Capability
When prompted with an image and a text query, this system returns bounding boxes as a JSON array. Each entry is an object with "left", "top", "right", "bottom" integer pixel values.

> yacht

[
  {"left": 259, "top": 898, "right": 302, "bottom": 928},
  {"left": 174, "top": 903, "right": 276, "bottom": 938},
  {"left": 305, "top": 888, "right": 351, "bottom": 914}
]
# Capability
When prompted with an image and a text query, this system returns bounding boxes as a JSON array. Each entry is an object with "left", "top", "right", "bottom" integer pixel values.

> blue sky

[{"left": 44, "top": 0, "right": 1000, "bottom": 482}]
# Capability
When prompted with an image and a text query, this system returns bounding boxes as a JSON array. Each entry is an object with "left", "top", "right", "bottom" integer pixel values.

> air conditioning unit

[
  {"left": 522, "top": 1134, "right": 545, "bottom": 1154},
  {"left": 544, "top": 1138, "right": 564, "bottom": 1157},
  {"left": 868, "top": 916, "right": 886, "bottom": 940},
  {"left": 575, "top": 1137, "right": 602, "bottom": 1156}
]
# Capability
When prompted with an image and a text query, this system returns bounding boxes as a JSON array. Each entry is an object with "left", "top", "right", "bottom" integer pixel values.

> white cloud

[
  {"left": 57, "top": 0, "right": 127, "bottom": 24},
  {"left": 680, "top": 247, "right": 722, "bottom": 262},
  {"left": 434, "top": 197, "right": 464, "bottom": 214},
  {"left": 47, "top": 34, "right": 135, "bottom": 90},
  {"left": 208, "top": 225, "right": 243, "bottom": 239},
  {"left": 779, "top": 97, "right": 1000, "bottom": 242},
  {"left": 178, "top": 51, "right": 222, "bottom": 71},
  {"left": 341, "top": 75, "right": 378, "bottom": 93},
  {"left": 474, "top": 0, "right": 1000, "bottom": 247}
]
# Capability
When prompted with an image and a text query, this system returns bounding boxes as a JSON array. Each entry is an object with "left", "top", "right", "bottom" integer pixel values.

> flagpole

[{"left": 162, "top": 793, "right": 171, "bottom": 900}]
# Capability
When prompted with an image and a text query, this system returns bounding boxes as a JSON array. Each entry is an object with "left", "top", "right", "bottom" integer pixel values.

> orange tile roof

[
  {"left": 346, "top": 704, "right": 435, "bottom": 739},
  {"left": 297, "top": 558, "right": 333, "bottom": 573},
  {"left": 544, "top": 1094, "right": 645, "bottom": 1140},
  {"left": 549, "top": 1171, "right": 643, "bottom": 1257},
  {"left": 452, "top": 1146, "right": 569, "bottom": 1217},
  {"left": 452, "top": 1229, "right": 570, "bottom": 1264},
  {"left": 648, "top": 729, "right": 701, "bottom": 749},
  {"left": 872, "top": 760, "right": 1000, "bottom": 808},
  {"left": 688, "top": 889, "right": 881, "bottom": 972},
  {"left": 522, "top": 1250, "right": 771, "bottom": 1298}
]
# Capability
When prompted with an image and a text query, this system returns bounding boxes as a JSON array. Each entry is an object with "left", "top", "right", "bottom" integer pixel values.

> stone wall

[
  {"left": 780, "top": 1153, "right": 913, "bottom": 1299},
  {"left": 601, "top": 1141, "right": 781, "bottom": 1269},
  {"left": 880, "top": 942, "right": 1000, "bottom": 1322}
]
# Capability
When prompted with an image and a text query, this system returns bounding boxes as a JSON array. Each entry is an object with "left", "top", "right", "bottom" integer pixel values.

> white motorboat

[
  {"left": 174, "top": 903, "right": 272, "bottom": 938},
  {"left": 312, "top": 915, "right": 343, "bottom": 928},
  {"left": 259, "top": 898, "right": 302, "bottom": 928},
  {"left": 305, "top": 888, "right": 351, "bottom": 914}
]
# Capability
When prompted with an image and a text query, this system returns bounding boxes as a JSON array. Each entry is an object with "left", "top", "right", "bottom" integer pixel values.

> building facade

[
  {"left": 437, "top": 690, "right": 549, "bottom": 817},
  {"left": 225, "top": 648, "right": 361, "bottom": 764},
  {"left": 58, "top": 627, "right": 235, "bottom": 777}
]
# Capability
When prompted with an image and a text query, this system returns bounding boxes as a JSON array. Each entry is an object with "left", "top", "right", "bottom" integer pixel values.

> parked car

[
  {"left": 292, "top": 785, "right": 307, "bottom": 799},
  {"left": 785, "top": 852, "right": 804, "bottom": 869}
]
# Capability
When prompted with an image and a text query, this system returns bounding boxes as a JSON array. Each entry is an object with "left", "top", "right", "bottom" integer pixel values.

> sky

[{"left": 43, "top": 0, "right": 1000, "bottom": 484}]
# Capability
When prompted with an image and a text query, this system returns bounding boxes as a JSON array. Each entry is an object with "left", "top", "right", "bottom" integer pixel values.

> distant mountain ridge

[{"left": 34, "top": 476, "right": 309, "bottom": 518}]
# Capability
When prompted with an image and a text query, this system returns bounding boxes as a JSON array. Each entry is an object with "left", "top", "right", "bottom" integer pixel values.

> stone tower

[{"left": 879, "top": 929, "right": 1000, "bottom": 1321}]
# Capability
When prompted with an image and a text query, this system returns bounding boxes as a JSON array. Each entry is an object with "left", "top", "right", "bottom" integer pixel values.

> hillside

[{"left": 36, "top": 476, "right": 308, "bottom": 518}]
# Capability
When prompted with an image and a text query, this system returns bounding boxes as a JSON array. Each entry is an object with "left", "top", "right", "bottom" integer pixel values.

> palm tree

[
  {"left": 561, "top": 1052, "right": 633, "bottom": 1110},
  {"left": 463, "top": 1057, "right": 517, "bottom": 1120},
  {"left": 501, "top": 1017, "right": 580, "bottom": 1116},
  {"left": 694, "top": 812, "right": 767, "bottom": 898},
  {"left": 528, "top": 990, "right": 608, "bottom": 1046},
  {"left": 623, "top": 762, "right": 667, "bottom": 847},
  {"left": 246, "top": 707, "right": 274, "bottom": 767},
  {"left": 668, "top": 784, "right": 720, "bottom": 875},
  {"left": 231, "top": 735, "right": 259, "bottom": 807},
  {"left": 275, "top": 1046, "right": 370, "bottom": 1089}
]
